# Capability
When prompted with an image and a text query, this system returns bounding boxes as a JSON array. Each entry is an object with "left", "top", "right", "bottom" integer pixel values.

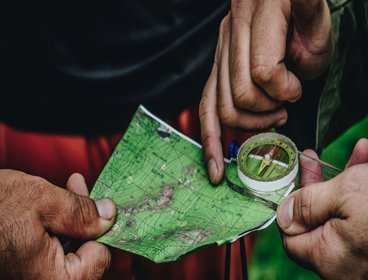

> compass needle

[
  {"left": 227, "top": 133, "right": 299, "bottom": 196},
  {"left": 258, "top": 155, "right": 271, "bottom": 175}
]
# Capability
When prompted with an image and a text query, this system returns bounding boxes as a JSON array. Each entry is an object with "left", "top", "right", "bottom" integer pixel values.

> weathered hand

[
  {"left": 200, "top": 0, "right": 333, "bottom": 183},
  {"left": 277, "top": 139, "right": 368, "bottom": 278},
  {"left": 0, "top": 170, "right": 116, "bottom": 280}
]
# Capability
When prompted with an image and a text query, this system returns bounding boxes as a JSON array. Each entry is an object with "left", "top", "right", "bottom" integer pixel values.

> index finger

[{"left": 199, "top": 63, "right": 225, "bottom": 184}]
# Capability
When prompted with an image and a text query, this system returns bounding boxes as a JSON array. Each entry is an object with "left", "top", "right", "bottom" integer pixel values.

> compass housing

[{"left": 237, "top": 132, "right": 298, "bottom": 192}]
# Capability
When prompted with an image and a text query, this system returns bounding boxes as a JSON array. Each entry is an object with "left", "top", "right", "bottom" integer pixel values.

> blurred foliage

[{"left": 249, "top": 223, "right": 320, "bottom": 280}]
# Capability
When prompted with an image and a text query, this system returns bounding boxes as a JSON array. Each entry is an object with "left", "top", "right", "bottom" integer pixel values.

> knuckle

[
  {"left": 28, "top": 176, "right": 47, "bottom": 191},
  {"left": 217, "top": 104, "right": 237, "bottom": 127},
  {"left": 232, "top": 90, "right": 258, "bottom": 111},
  {"left": 91, "top": 245, "right": 111, "bottom": 279},
  {"left": 199, "top": 95, "right": 210, "bottom": 119},
  {"left": 297, "top": 188, "right": 315, "bottom": 227},
  {"left": 201, "top": 130, "right": 221, "bottom": 154},
  {"left": 278, "top": 80, "right": 299, "bottom": 102},
  {"left": 251, "top": 63, "right": 275, "bottom": 86},
  {"left": 253, "top": 115, "right": 272, "bottom": 131},
  {"left": 277, "top": 91, "right": 293, "bottom": 102},
  {"left": 250, "top": 63, "right": 295, "bottom": 102},
  {"left": 201, "top": 132, "right": 213, "bottom": 150},
  {"left": 71, "top": 195, "right": 97, "bottom": 228},
  {"left": 28, "top": 176, "right": 50, "bottom": 201},
  {"left": 247, "top": 113, "right": 276, "bottom": 131}
]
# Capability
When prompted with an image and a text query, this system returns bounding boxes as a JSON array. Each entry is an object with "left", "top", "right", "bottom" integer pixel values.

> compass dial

[{"left": 237, "top": 132, "right": 298, "bottom": 192}]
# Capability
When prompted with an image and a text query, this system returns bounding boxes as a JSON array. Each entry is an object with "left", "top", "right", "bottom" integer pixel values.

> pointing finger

[{"left": 200, "top": 62, "right": 224, "bottom": 184}]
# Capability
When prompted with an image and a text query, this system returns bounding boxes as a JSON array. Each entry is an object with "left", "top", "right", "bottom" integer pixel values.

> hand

[
  {"left": 0, "top": 170, "right": 117, "bottom": 280},
  {"left": 200, "top": 0, "right": 333, "bottom": 184},
  {"left": 277, "top": 139, "right": 368, "bottom": 278}
]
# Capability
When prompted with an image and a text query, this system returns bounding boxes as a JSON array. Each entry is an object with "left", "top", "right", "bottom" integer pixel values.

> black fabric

[{"left": 0, "top": 0, "right": 229, "bottom": 134}]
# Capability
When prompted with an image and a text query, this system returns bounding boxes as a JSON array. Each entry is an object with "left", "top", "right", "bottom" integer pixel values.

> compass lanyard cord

[
  {"left": 224, "top": 237, "right": 248, "bottom": 280},
  {"left": 240, "top": 237, "right": 248, "bottom": 280}
]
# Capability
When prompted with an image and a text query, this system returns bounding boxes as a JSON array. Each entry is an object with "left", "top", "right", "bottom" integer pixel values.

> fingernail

[
  {"left": 208, "top": 158, "right": 219, "bottom": 183},
  {"left": 277, "top": 196, "right": 294, "bottom": 228},
  {"left": 276, "top": 118, "right": 287, "bottom": 127},
  {"left": 95, "top": 198, "right": 115, "bottom": 220}
]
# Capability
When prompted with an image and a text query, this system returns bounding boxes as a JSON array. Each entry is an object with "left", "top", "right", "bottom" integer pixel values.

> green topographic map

[{"left": 90, "top": 106, "right": 293, "bottom": 263}]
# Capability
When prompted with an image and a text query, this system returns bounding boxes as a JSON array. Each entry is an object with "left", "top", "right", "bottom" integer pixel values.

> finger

[
  {"left": 67, "top": 173, "right": 89, "bottom": 196},
  {"left": 282, "top": 227, "right": 321, "bottom": 270},
  {"left": 292, "top": 0, "right": 331, "bottom": 42},
  {"left": 65, "top": 241, "right": 111, "bottom": 280},
  {"left": 282, "top": 222, "right": 345, "bottom": 275},
  {"left": 346, "top": 139, "right": 368, "bottom": 168},
  {"left": 289, "top": 0, "right": 333, "bottom": 79},
  {"left": 250, "top": 0, "right": 302, "bottom": 102},
  {"left": 299, "top": 149, "right": 322, "bottom": 187},
  {"left": 218, "top": 100, "right": 288, "bottom": 130},
  {"left": 229, "top": 6, "right": 281, "bottom": 112},
  {"left": 200, "top": 61, "right": 224, "bottom": 184},
  {"left": 217, "top": 16, "right": 288, "bottom": 130},
  {"left": 35, "top": 178, "right": 116, "bottom": 239},
  {"left": 277, "top": 177, "right": 340, "bottom": 235}
]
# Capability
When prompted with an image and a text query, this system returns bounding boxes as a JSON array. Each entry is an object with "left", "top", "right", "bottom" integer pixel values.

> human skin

[
  {"left": 0, "top": 171, "right": 116, "bottom": 280},
  {"left": 199, "top": 0, "right": 333, "bottom": 184},
  {"left": 278, "top": 139, "right": 368, "bottom": 278}
]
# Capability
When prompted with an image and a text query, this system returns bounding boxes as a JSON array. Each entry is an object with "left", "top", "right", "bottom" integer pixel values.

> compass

[{"left": 236, "top": 132, "right": 298, "bottom": 192}]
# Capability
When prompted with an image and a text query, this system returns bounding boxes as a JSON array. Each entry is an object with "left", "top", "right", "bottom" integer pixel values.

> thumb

[
  {"left": 277, "top": 177, "right": 339, "bottom": 235},
  {"left": 291, "top": 0, "right": 331, "bottom": 43},
  {"left": 289, "top": 0, "right": 333, "bottom": 79},
  {"left": 292, "top": 0, "right": 328, "bottom": 25},
  {"left": 38, "top": 181, "right": 116, "bottom": 239}
]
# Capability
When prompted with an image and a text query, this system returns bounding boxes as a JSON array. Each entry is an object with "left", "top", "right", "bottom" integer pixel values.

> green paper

[{"left": 90, "top": 106, "right": 292, "bottom": 263}]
